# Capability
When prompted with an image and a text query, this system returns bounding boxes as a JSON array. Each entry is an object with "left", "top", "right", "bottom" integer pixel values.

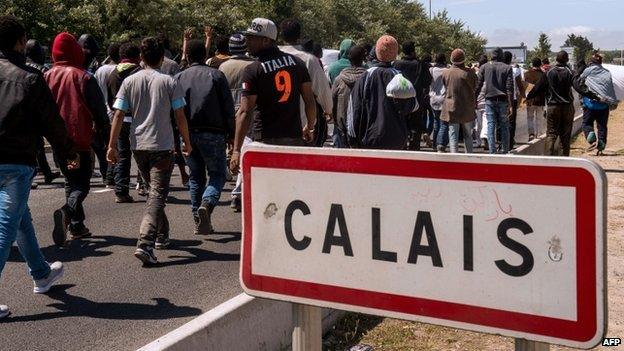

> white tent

[{"left": 603, "top": 64, "right": 624, "bottom": 100}]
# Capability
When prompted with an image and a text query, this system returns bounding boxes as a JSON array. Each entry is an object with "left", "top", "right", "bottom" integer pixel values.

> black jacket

[
  {"left": 107, "top": 63, "right": 142, "bottom": 116},
  {"left": 175, "top": 63, "right": 235, "bottom": 137},
  {"left": 475, "top": 48, "right": 513, "bottom": 100},
  {"left": 393, "top": 56, "right": 432, "bottom": 106},
  {"left": 348, "top": 63, "right": 417, "bottom": 150},
  {"left": 0, "top": 50, "right": 75, "bottom": 166},
  {"left": 527, "top": 63, "right": 575, "bottom": 105}
]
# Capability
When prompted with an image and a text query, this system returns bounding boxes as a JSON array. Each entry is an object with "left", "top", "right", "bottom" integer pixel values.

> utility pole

[{"left": 429, "top": 0, "right": 432, "bottom": 19}]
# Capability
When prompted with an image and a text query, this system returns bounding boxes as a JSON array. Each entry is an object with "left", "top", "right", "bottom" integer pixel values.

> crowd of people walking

[{"left": 0, "top": 13, "right": 619, "bottom": 318}]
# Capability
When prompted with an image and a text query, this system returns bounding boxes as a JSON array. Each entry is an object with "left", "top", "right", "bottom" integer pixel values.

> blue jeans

[
  {"left": 449, "top": 121, "right": 474, "bottom": 153},
  {"left": 485, "top": 100, "right": 510, "bottom": 154},
  {"left": 332, "top": 127, "right": 346, "bottom": 148},
  {"left": 0, "top": 165, "right": 50, "bottom": 281},
  {"left": 185, "top": 132, "right": 227, "bottom": 216},
  {"left": 436, "top": 119, "right": 450, "bottom": 150},
  {"left": 58, "top": 151, "right": 92, "bottom": 229},
  {"left": 432, "top": 110, "right": 443, "bottom": 148},
  {"left": 114, "top": 122, "right": 132, "bottom": 196},
  {"left": 582, "top": 107, "right": 609, "bottom": 144}
]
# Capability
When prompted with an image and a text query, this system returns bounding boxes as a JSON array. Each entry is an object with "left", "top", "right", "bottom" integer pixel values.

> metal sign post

[
  {"left": 515, "top": 339, "right": 550, "bottom": 351},
  {"left": 240, "top": 144, "right": 607, "bottom": 350},
  {"left": 292, "top": 304, "right": 322, "bottom": 351}
]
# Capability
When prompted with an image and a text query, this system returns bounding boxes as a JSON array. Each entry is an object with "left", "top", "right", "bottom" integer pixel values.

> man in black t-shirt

[{"left": 229, "top": 18, "right": 317, "bottom": 173}]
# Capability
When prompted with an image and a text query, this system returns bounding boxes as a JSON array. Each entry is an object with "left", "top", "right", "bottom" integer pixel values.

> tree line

[
  {"left": 8, "top": 1, "right": 607, "bottom": 65},
  {"left": 528, "top": 32, "right": 617, "bottom": 66},
  {"left": 1, "top": 0, "right": 486, "bottom": 60}
]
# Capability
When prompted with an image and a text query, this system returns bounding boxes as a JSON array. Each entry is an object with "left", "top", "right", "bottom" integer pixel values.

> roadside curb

[
  {"left": 511, "top": 113, "right": 583, "bottom": 155},
  {"left": 138, "top": 293, "right": 343, "bottom": 351}
]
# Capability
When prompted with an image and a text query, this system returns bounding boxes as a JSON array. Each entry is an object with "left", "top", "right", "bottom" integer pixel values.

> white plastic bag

[{"left": 385, "top": 73, "right": 416, "bottom": 99}]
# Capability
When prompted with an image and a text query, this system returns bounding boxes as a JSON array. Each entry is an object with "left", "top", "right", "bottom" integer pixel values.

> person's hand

[
  {"left": 181, "top": 141, "right": 192, "bottom": 157},
  {"left": 226, "top": 138, "right": 234, "bottom": 152},
  {"left": 66, "top": 154, "right": 80, "bottom": 170},
  {"left": 107, "top": 147, "right": 119, "bottom": 165},
  {"left": 302, "top": 123, "right": 315, "bottom": 143},
  {"left": 229, "top": 151, "right": 241, "bottom": 174},
  {"left": 204, "top": 25, "right": 213, "bottom": 39},
  {"left": 184, "top": 28, "right": 193, "bottom": 41}
]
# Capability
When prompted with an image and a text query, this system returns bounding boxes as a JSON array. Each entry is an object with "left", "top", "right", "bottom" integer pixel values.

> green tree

[
  {"left": 413, "top": 10, "right": 486, "bottom": 62},
  {"left": 563, "top": 34, "right": 594, "bottom": 62},
  {"left": 1, "top": 0, "right": 486, "bottom": 61},
  {"left": 525, "top": 32, "right": 551, "bottom": 69},
  {"left": 533, "top": 32, "right": 551, "bottom": 60}
]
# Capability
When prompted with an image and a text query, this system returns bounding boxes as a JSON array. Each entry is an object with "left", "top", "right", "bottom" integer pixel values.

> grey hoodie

[
  {"left": 332, "top": 66, "right": 367, "bottom": 133},
  {"left": 429, "top": 64, "right": 448, "bottom": 111},
  {"left": 475, "top": 48, "right": 514, "bottom": 101}
]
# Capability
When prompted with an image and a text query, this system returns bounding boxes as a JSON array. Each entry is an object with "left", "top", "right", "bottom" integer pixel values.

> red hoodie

[{"left": 44, "top": 32, "right": 94, "bottom": 151}]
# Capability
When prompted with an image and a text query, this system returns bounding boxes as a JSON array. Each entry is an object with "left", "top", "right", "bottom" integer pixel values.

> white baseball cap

[{"left": 244, "top": 18, "right": 277, "bottom": 41}]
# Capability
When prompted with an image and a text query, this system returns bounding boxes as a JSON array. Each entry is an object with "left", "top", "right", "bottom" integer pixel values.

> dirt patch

[{"left": 324, "top": 107, "right": 624, "bottom": 351}]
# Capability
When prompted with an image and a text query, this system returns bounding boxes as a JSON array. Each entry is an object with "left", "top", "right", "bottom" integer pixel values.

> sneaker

[
  {"left": 597, "top": 140, "right": 606, "bottom": 152},
  {"left": 0, "top": 305, "right": 9, "bottom": 319},
  {"left": 436, "top": 145, "right": 446, "bottom": 153},
  {"left": 587, "top": 131, "right": 597, "bottom": 144},
  {"left": 197, "top": 202, "right": 215, "bottom": 235},
  {"left": 69, "top": 225, "right": 92, "bottom": 239},
  {"left": 115, "top": 194, "right": 134, "bottom": 203},
  {"left": 44, "top": 171, "right": 61, "bottom": 185},
  {"left": 231, "top": 197, "right": 241, "bottom": 213},
  {"left": 134, "top": 245, "right": 157, "bottom": 265},
  {"left": 52, "top": 208, "right": 69, "bottom": 247},
  {"left": 528, "top": 134, "right": 535, "bottom": 142},
  {"left": 155, "top": 237, "right": 171, "bottom": 250},
  {"left": 33, "top": 261, "right": 64, "bottom": 294},
  {"left": 93, "top": 171, "right": 102, "bottom": 178}
]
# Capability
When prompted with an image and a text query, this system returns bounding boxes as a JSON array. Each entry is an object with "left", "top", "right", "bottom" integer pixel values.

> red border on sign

[{"left": 241, "top": 151, "right": 597, "bottom": 343}]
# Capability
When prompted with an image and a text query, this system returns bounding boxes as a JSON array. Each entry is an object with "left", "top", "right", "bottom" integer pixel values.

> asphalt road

[
  {"left": 0, "top": 161, "right": 243, "bottom": 351},
  {"left": 0, "top": 104, "right": 554, "bottom": 351}
]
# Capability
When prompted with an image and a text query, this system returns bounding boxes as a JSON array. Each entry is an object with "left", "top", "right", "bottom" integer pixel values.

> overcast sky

[{"left": 425, "top": 0, "right": 624, "bottom": 50}]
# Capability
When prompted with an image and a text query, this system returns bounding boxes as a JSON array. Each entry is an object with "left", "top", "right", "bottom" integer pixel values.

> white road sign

[{"left": 240, "top": 144, "right": 607, "bottom": 349}]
